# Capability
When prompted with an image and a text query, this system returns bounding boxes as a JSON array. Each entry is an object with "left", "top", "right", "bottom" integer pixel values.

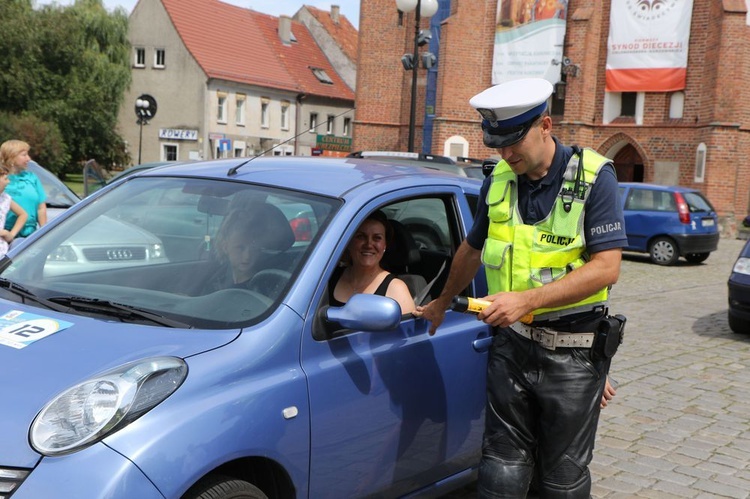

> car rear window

[{"left": 683, "top": 192, "right": 714, "bottom": 213}]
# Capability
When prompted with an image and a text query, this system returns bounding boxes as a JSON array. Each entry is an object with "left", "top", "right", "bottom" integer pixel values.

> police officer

[{"left": 416, "top": 78, "right": 628, "bottom": 498}]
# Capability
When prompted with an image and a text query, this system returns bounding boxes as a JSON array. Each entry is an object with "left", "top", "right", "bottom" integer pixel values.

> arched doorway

[{"left": 613, "top": 144, "right": 644, "bottom": 182}]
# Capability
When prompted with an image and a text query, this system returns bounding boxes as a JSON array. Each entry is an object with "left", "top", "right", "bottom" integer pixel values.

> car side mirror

[{"left": 321, "top": 294, "right": 402, "bottom": 334}]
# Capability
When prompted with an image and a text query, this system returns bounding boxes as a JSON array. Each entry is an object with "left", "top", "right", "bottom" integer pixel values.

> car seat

[{"left": 382, "top": 219, "right": 429, "bottom": 303}]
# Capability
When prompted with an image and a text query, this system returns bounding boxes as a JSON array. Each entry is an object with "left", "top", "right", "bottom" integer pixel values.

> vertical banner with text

[
  {"left": 606, "top": 0, "right": 694, "bottom": 92},
  {"left": 492, "top": 0, "right": 569, "bottom": 85}
]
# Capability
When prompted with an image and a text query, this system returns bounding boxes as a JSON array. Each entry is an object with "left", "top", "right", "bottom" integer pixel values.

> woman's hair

[
  {"left": 0, "top": 140, "right": 30, "bottom": 170},
  {"left": 365, "top": 209, "right": 393, "bottom": 244}
]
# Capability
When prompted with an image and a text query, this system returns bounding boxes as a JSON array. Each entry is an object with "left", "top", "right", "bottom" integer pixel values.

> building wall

[
  {"left": 118, "top": 0, "right": 206, "bottom": 165},
  {"left": 354, "top": 0, "right": 750, "bottom": 235}
]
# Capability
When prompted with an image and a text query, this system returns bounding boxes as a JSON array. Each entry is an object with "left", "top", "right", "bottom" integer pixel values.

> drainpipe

[{"left": 295, "top": 93, "right": 306, "bottom": 155}]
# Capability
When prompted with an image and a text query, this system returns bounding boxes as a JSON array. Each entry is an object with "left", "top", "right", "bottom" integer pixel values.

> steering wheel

[{"left": 247, "top": 269, "right": 292, "bottom": 300}]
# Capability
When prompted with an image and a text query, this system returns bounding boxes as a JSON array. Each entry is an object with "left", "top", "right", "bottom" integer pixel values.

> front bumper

[
  {"left": 673, "top": 233, "right": 720, "bottom": 255},
  {"left": 729, "top": 279, "right": 750, "bottom": 322},
  {"left": 12, "top": 443, "right": 164, "bottom": 499}
]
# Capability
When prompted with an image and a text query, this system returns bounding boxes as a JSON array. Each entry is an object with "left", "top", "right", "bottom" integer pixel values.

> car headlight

[
  {"left": 148, "top": 243, "right": 164, "bottom": 259},
  {"left": 47, "top": 245, "right": 77, "bottom": 262},
  {"left": 733, "top": 257, "right": 750, "bottom": 276},
  {"left": 30, "top": 356, "right": 187, "bottom": 456}
]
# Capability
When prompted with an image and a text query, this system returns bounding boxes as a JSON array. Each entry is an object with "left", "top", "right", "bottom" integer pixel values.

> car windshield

[
  {"left": 27, "top": 161, "right": 80, "bottom": 208},
  {"left": 0, "top": 176, "right": 338, "bottom": 329}
]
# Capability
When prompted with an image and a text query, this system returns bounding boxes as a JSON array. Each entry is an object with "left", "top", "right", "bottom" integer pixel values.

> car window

[
  {"left": 3, "top": 177, "right": 339, "bottom": 329},
  {"left": 683, "top": 191, "right": 714, "bottom": 212},
  {"left": 382, "top": 197, "right": 453, "bottom": 252},
  {"left": 625, "top": 188, "right": 675, "bottom": 211},
  {"left": 318, "top": 194, "right": 462, "bottom": 338}
]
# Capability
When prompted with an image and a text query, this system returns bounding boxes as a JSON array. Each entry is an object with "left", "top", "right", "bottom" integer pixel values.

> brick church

[{"left": 353, "top": 0, "right": 750, "bottom": 236}]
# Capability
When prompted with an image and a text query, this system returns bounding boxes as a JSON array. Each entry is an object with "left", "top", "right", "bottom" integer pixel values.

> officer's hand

[
  {"left": 477, "top": 292, "right": 532, "bottom": 327},
  {"left": 600, "top": 377, "right": 617, "bottom": 409},
  {"left": 415, "top": 298, "right": 449, "bottom": 335}
]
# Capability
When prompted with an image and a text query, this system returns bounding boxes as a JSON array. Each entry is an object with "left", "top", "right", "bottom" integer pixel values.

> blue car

[
  {"left": 0, "top": 157, "right": 490, "bottom": 498},
  {"left": 728, "top": 239, "right": 750, "bottom": 333},
  {"left": 619, "top": 182, "right": 720, "bottom": 265}
]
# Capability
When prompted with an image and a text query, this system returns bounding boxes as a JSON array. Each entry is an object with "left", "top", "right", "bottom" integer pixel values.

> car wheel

[
  {"left": 648, "top": 237, "right": 679, "bottom": 265},
  {"left": 728, "top": 313, "right": 750, "bottom": 334},
  {"left": 184, "top": 475, "right": 268, "bottom": 499},
  {"left": 685, "top": 252, "right": 710, "bottom": 264}
]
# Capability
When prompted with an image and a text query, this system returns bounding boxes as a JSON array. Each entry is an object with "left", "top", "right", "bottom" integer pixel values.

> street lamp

[
  {"left": 134, "top": 94, "right": 157, "bottom": 164},
  {"left": 396, "top": 0, "right": 439, "bottom": 153}
]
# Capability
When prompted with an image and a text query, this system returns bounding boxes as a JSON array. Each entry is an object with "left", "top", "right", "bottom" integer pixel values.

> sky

[{"left": 34, "top": 0, "right": 361, "bottom": 27}]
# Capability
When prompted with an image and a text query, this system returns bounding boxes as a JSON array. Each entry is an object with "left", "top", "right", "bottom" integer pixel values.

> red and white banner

[{"left": 606, "top": 0, "right": 693, "bottom": 92}]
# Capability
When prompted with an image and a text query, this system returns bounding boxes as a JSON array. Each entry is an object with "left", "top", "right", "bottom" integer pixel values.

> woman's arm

[
  {"left": 37, "top": 202, "right": 47, "bottom": 227},
  {"left": 388, "top": 278, "right": 416, "bottom": 315}
]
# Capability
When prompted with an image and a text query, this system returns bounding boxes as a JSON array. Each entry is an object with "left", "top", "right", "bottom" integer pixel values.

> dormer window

[{"left": 311, "top": 67, "right": 333, "bottom": 85}]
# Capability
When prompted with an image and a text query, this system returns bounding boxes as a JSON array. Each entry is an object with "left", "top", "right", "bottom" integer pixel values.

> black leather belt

[{"left": 530, "top": 313, "right": 604, "bottom": 333}]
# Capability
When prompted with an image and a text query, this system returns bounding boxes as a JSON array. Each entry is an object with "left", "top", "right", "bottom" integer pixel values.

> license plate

[{"left": 701, "top": 218, "right": 715, "bottom": 227}]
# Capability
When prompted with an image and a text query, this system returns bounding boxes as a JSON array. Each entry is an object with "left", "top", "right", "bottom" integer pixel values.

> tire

[
  {"left": 685, "top": 252, "right": 710, "bottom": 264},
  {"left": 648, "top": 237, "right": 679, "bottom": 266},
  {"left": 183, "top": 475, "right": 267, "bottom": 499},
  {"left": 728, "top": 313, "right": 750, "bottom": 334}
]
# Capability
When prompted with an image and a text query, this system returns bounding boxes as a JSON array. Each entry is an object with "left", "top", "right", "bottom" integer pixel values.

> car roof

[
  {"left": 128, "top": 156, "right": 482, "bottom": 198},
  {"left": 618, "top": 182, "right": 701, "bottom": 193}
]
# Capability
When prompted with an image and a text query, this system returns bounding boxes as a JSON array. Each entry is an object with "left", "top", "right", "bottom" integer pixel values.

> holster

[{"left": 592, "top": 314, "right": 626, "bottom": 361}]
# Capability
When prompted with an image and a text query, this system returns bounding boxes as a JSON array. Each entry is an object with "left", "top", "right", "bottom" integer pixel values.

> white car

[{"left": 44, "top": 215, "right": 168, "bottom": 276}]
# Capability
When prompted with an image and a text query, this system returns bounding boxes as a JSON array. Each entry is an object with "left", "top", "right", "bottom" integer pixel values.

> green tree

[{"left": 0, "top": 0, "right": 131, "bottom": 174}]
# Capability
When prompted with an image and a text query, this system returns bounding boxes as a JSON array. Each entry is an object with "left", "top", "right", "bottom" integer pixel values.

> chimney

[
  {"left": 278, "top": 15, "right": 292, "bottom": 45},
  {"left": 331, "top": 5, "right": 340, "bottom": 24}
]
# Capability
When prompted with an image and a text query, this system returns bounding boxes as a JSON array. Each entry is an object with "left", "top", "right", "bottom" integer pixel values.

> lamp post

[
  {"left": 134, "top": 94, "right": 157, "bottom": 165},
  {"left": 396, "top": 0, "right": 439, "bottom": 153}
]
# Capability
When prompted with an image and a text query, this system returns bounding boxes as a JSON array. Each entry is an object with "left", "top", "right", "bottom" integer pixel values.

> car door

[{"left": 301, "top": 187, "right": 490, "bottom": 498}]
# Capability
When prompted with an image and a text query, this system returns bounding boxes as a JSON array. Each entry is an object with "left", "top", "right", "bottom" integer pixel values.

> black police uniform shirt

[{"left": 467, "top": 138, "right": 628, "bottom": 254}]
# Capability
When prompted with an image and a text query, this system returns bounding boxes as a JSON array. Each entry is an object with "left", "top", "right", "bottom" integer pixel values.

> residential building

[
  {"left": 118, "top": 0, "right": 356, "bottom": 165},
  {"left": 354, "top": 0, "right": 750, "bottom": 236}
]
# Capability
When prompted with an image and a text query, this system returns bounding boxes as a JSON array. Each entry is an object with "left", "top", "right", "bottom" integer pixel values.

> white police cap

[{"left": 469, "top": 78, "right": 553, "bottom": 148}]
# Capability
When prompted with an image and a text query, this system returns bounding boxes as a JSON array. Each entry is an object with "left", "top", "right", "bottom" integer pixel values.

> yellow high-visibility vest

[{"left": 482, "top": 148, "right": 610, "bottom": 320}]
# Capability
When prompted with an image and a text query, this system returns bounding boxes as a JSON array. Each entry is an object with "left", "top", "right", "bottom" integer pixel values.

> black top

[{"left": 329, "top": 267, "right": 397, "bottom": 307}]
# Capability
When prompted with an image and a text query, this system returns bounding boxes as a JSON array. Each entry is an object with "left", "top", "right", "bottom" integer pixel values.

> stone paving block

[
  {"left": 650, "top": 479, "right": 702, "bottom": 498},
  {"left": 696, "top": 460, "right": 743, "bottom": 476},
  {"left": 673, "top": 464, "right": 716, "bottom": 480},
  {"left": 650, "top": 469, "right": 699, "bottom": 487},
  {"left": 692, "top": 478, "right": 749, "bottom": 498}
]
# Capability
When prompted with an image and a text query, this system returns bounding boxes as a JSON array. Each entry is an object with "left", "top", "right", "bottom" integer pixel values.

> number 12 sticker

[{"left": 0, "top": 310, "right": 74, "bottom": 349}]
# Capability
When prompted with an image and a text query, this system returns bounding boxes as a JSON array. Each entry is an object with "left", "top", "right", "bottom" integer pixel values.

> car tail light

[
  {"left": 289, "top": 217, "right": 312, "bottom": 241},
  {"left": 674, "top": 192, "right": 690, "bottom": 224}
]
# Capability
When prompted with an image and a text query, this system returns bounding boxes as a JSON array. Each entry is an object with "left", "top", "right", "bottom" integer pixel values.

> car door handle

[{"left": 472, "top": 336, "right": 493, "bottom": 352}]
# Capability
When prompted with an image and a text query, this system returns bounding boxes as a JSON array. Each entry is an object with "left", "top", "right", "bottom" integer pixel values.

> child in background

[{"left": 0, "top": 165, "right": 28, "bottom": 257}]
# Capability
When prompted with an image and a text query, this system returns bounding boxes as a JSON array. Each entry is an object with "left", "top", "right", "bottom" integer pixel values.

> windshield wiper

[
  {"left": 49, "top": 296, "right": 192, "bottom": 329},
  {"left": 0, "top": 278, "right": 72, "bottom": 313}
]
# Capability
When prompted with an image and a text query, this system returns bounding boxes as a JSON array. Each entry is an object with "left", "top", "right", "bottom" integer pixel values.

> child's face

[
  {"left": 0, "top": 173, "right": 9, "bottom": 192},
  {"left": 224, "top": 230, "right": 259, "bottom": 283}
]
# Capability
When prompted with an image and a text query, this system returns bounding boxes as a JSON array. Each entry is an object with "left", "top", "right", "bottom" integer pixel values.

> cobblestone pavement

[{"left": 444, "top": 237, "right": 750, "bottom": 498}]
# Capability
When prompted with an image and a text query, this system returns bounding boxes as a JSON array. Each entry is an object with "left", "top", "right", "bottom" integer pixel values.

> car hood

[{"left": 0, "top": 301, "right": 239, "bottom": 467}]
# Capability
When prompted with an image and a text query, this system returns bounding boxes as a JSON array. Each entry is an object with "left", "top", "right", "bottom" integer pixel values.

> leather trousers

[{"left": 477, "top": 329, "right": 610, "bottom": 499}]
